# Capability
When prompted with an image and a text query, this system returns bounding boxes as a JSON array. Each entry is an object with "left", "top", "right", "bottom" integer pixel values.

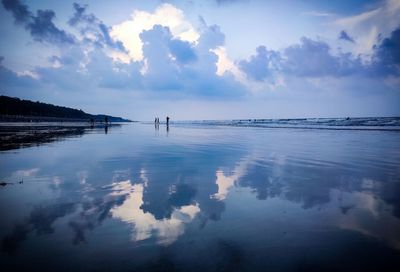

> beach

[{"left": 0, "top": 121, "right": 400, "bottom": 271}]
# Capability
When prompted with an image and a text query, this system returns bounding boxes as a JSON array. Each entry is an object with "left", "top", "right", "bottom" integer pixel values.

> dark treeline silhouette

[{"left": 0, "top": 95, "right": 132, "bottom": 122}]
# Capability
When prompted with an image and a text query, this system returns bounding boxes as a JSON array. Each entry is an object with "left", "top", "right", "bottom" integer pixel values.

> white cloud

[
  {"left": 110, "top": 4, "right": 199, "bottom": 62},
  {"left": 213, "top": 46, "right": 277, "bottom": 94},
  {"left": 213, "top": 46, "right": 243, "bottom": 78},
  {"left": 333, "top": 0, "right": 400, "bottom": 57},
  {"left": 111, "top": 180, "right": 200, "bottom": 245},
  {"left": 211, "top": 159, "right": 248, "bottom": 201}
]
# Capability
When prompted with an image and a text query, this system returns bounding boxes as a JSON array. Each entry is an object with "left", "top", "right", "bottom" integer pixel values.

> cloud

[
  {"left": 1, "top": 16, "right": 244, "bottom": 100},
  {"left": 339, "top": 30, "right": 355, "bottom": 43},
  {"left": 1, "top": 1, "right": 399, "bottom": 116},
  {"left": 139, "top": 25, "right": 182, "bottom": 90},
  {"left": 1, "top": 0, "right": 30, "bottom": 24},
  {"left": 237, "top": 34, "right": 373, "bottom": 81},
  {"left": 34, "top": 44, "right": 142, "bottom": 92},
  {"left": 0, "top": 57, "right": 40, "bottom": 98},
  {"left": 111, "top": 3, "right": 199, "bottom": 61},
  {"left": 29, "top": 9, "right": 75, "bottom": 44},
  {"left": 68, "top": 2, "right": 93, "bottom": 26},
  {"left": 1, "top": 2, "right": 243, "bottom": 98},
  {"left": 371, "top": 26, "right": 400, "bottom": 75},
  {"left": 237, "top": 22, "right": 398, "bottom": 80},
  {"left": 2, "top": 0, "right": 75, "bottom": 44},
  {"left": 374, "top": 26, "right": 400, "bottom": 66},
  {"left": 139, "top": 24, "right": 244, "bottom": 97},
  {"left": 238, "top": 46, "right": 281, "bottom": 81},
  {"left": 169, "top": 39, "right": 197, "bottom": 64},
  {"left": 282, "top": 37, "right": 363, "bottom": 77},
  {"left": 283, "top": 37, "right": 339, "bottom": 77},
  {"left": 197, "top": 24, "right": 225, "bottom": 50},
  {"left": 68, "top": 3, "right": 125, "bottom": 51},
  {"left": 333, "top": 0, "right": 400, "bottom": 56}
]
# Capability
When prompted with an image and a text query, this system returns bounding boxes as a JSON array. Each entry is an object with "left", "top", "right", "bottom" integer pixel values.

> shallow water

[{"left": 1, "top": 123, "right": 400, "bottom": 271}]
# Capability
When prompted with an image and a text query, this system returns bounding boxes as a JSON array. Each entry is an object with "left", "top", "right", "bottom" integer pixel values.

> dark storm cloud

[
  {"left": 2, "top": 0, "right": 75, "bottom": 44},
  {"left": 339, "top": 30, "right": 355, "bottom": 43}
]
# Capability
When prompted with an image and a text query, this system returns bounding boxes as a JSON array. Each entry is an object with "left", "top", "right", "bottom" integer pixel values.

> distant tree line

[{"left": 0, "top": 95, "right": 131, "bottom": 122}]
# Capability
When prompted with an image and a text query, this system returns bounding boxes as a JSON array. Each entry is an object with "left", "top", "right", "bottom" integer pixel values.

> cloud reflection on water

[
  {"left": 1, "top": 124, "right": 400, "bottom": 271},
  {"left": 111, "top": 181, "right": 200, "bottom": 245}
]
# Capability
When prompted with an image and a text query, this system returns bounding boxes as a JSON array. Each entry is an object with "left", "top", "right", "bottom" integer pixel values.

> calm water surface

[{"left": 1, "top": 123, "right": 400, "bottom": 271}]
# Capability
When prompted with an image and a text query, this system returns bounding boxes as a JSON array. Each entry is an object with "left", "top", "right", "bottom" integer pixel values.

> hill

[{"left": 0, "top": 95, "right": 132, "bottom": 122}]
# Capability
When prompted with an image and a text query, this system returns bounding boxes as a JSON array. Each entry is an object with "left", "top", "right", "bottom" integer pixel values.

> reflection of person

[
  {"left": 155, "top": 117, "right": 159, "bottom": 130},
  {"left": 166, "top": 116, "right": 170, "bottom": 126}
]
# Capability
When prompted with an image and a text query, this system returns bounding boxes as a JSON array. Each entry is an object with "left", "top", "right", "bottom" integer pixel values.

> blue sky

[{"left": 0, "top": 0, "right": 399, "bottom": 120}]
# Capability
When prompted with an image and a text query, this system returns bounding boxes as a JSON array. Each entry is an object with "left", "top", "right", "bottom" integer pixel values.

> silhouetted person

[
  {"left": 166, "top": 116, "right": 170, "bottom": 126},
  {"left": 155, "top": 117, "right": 159, "bottom": 130},
  {"left": 89, "top": 118, "right": 94, "bottom": 128},
  {"left": 105, "top": 116, "right": 109, "bottom": 125}
]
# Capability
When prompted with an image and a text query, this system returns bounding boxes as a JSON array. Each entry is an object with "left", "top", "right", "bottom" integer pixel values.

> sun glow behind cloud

[{"left": 110, "top": 4, "right": 199, "bottom": 62}]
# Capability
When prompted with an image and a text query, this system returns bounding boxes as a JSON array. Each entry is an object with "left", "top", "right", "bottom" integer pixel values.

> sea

[{"left": 0, "top": 117, "right": 399, "bottom": 271}]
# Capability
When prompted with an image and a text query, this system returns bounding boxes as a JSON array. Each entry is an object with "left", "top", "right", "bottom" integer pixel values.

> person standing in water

[{"left": 166, "top": 116, "right": 170, "bottom": 126}]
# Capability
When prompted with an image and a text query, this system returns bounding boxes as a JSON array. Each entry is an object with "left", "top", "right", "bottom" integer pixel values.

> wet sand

[{"left": 0, "top": 122, "right": 121, "bottom": 151}]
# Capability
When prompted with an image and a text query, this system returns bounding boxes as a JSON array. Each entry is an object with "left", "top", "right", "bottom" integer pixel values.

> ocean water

[
  {"left": 0, "top": 121, "right": 400, "bottom": 271},
  {"left": 171, "top": 116, "right": 400, "bottom": 131}
]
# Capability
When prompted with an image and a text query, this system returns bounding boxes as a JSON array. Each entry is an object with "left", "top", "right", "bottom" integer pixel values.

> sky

[{"left": 0, "top": 0, "right": 399, "bottom": 120}]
